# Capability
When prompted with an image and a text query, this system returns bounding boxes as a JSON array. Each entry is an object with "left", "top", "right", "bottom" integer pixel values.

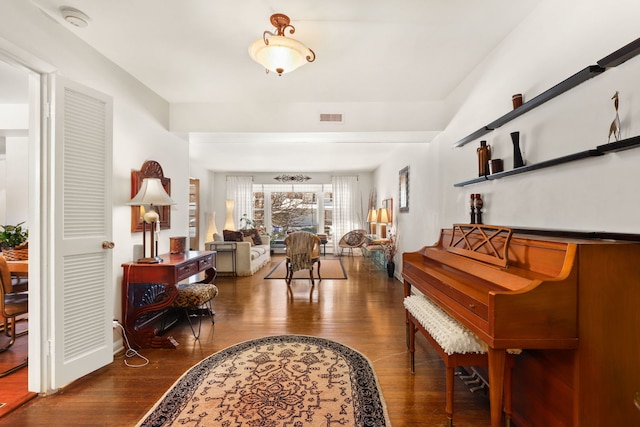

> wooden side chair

[
  {"left": 284, "top": 232, "right": 321, "bottom": 285},
  {"left": 0, "top": 255, "right": 29, "bottom": 377}
]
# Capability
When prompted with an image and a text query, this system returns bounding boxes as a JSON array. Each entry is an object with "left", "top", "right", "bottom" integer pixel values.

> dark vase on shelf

[
  {"left": 477, "top": 140, "right": 491, "bottom": 176},
  {"left": 511, "top": 131, "right": 525, "bottom": 168},
  {"left": 386, "top": 261, "right": 395, "bottom": 278}
]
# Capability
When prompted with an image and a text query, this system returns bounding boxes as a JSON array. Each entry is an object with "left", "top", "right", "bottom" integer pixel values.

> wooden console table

[{"left": 121, "top": 251, "right": 216, "bottom": 349}]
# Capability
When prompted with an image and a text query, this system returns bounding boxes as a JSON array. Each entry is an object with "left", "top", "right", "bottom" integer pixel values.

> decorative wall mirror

[
  {"left": 130, "top": 160, "right": 171, "bottom": 232},
  {"left": 399, "top": 166, "right": 409, "bottom": 212}
]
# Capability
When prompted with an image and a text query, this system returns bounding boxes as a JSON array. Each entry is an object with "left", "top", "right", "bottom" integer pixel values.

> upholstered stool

[
  {"left": 173, "top": 283, "right": 218, "bottom": 339},
  {"left": 404, "top": 294, "right": 516, "bottom": 427}
]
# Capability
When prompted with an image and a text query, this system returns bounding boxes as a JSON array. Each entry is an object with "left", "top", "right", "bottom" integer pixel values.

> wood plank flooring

[{"left": 1, "top": 255, "right": 492, "bottom": 426}]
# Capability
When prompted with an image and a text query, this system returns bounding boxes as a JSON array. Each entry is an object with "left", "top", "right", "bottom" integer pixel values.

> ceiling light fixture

[{"left": 248, "top": 13, "right": 316, "bottom": 76}]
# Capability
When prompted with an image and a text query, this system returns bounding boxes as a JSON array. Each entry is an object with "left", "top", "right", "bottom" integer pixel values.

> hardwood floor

[{"left": 1, "top": 255, "right": 491, "bottom": 426}]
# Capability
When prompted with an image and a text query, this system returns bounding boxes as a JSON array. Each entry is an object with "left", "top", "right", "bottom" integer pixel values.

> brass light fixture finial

[{"left": 248, "top": 13, "right": 316, "bottom": 76}]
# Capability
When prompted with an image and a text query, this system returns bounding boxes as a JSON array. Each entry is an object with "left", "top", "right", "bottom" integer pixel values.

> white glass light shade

[
  {"left": 224, "top": 199, "right": 235, "bottom": 230},
  {"left": 128, "top": 178, "right": 176, "bottom": 206},
  {"left": 249, "top": 35, "right": 314, "bottom": 75}
]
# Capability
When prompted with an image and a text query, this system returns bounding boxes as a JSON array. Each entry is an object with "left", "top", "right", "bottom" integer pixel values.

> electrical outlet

[{"left": 112, "top": 320, "right": 119, "bottom": 329}]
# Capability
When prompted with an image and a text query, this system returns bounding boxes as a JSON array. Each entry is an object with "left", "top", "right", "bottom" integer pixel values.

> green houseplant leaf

[{"left": 0, "top": 221, "right": 29, "bottom": 248}]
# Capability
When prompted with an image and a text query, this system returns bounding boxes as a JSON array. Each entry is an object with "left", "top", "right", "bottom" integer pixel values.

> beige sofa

[{"left": 205, "top": 234, "right": 270, "bottom": 276}]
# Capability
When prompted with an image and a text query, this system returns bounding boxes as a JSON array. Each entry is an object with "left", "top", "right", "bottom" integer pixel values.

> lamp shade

[
  {"left": 367, "top": 209, "right": 378, "bottom": 223},
  {"left": 128, "top": 178, "right": 175, "bottom": 206},
  {"left": 377, "top": 207, "right": 390, "bottom": 224}
]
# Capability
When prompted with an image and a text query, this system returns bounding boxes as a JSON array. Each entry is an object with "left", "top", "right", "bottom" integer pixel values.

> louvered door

[{"left": 51, "top": 77, "right": 114, "bottom": 388}]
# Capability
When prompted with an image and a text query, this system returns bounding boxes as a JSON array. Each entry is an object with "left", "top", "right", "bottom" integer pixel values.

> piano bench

[{"left": 404, "top": 295, "right": 515, "bottom": 427}]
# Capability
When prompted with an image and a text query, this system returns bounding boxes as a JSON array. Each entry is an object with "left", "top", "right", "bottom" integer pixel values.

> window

[{"left": 253, "top": 184, "right": 333, "bottom": 243}]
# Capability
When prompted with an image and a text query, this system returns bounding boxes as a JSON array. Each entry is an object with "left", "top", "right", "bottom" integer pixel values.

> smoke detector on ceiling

[{"left": 60, "top": 6, "right": 90, "bottom": 28}]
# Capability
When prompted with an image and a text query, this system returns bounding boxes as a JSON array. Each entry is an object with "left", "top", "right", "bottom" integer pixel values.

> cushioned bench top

[{"left": 404, "top": 294, "right": 488, "bottom": 355}]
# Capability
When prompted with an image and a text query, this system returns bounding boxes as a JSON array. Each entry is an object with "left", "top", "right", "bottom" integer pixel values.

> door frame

[{"left": 1, "top": 38, "right": 54, "bottom": 394}]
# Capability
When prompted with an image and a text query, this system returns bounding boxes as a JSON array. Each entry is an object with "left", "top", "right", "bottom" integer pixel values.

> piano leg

[{"left": 488, "top": 348, "right": 507, "bottom": 427}]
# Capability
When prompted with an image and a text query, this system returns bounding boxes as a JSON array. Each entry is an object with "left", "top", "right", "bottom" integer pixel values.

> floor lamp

[
  {"left": 128, "top": 177, "right": 176, "bottom": 263},
  {"left": 224, "top": 199, "right": 235, "bottom": 230}
]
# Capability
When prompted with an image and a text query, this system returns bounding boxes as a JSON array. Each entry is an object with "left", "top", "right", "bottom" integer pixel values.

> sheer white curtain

[
  {"left": 226, "top": 176, "right": 253, "bottom": 229},
  {"left": 331, "top": 176, "right": 361, "bottom": 253}
]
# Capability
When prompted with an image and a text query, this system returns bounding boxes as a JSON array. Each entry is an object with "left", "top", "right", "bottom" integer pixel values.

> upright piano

[{"left": 402, "top": 224, "right": 640, "bottom": 427}]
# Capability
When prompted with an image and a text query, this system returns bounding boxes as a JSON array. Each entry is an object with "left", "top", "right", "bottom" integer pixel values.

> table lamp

[
  {"left": 377, "top": 207, "right": 390, "bottom": 239},
  {"left": 367, "top": 208, "right": 378, "bottom": 235},
  {"left": 128, "top": 177, "right": 176, "bottom": 263}
]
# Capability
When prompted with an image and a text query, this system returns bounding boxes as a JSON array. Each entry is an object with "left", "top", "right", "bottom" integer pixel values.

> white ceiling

[{"left": 6, "top": 0, "right": 541, "bottom": 172}]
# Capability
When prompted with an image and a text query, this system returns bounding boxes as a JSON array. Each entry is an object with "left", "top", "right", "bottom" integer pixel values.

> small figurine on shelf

[
  {"left": 477, "top": 140, "right": 491, "bottom": 176},
  {"left": 608, "top": 91, "right": 621, "bottom": 142}
]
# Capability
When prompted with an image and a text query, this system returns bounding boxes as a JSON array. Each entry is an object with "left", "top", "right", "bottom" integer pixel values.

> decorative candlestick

[
  {"left": 470, "top": 194, "right": 476, "bottom": 224},
  {"left": 473, "top": 194, "right": 484, "bottom": 224}
]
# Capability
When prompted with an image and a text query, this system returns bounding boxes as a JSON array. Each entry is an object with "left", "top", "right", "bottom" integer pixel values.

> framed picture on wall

[{"left": 399, "top": 166, "right": 409, "bottom": 212}]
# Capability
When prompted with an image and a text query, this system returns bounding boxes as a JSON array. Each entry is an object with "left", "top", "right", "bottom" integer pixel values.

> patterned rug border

[
  {"left": 137, "top": 334, "right": 391, "bottom": 427},
  {"left": 264, "top": 259, "right": 348, "bottom": 280}
]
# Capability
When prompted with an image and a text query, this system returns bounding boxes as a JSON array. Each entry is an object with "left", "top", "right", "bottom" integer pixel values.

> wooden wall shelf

[
  {"left": 453, "top": 66, "right": 604, "bottom": 147},
  {"left": 453, "top": 37, "right": 640, "bottom": 148},
  {"left": 454, "top": 135, "right": 640, "bottom": 187}
]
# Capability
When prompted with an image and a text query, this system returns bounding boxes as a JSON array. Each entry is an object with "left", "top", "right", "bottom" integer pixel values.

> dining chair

[
  {"left": 284, "top": 231, "right": 321, "bottom": 285},
  {"left": 0, "top": 255, "right": 29, "bottom": 376}
]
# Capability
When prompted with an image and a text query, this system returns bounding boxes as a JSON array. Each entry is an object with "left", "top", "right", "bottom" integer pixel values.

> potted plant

[
  {"left": 239, "top": 214, "right": 257, "bottom": 230},
  {"left": 0, "top": 221, "right": 29, "bottom": 260}
]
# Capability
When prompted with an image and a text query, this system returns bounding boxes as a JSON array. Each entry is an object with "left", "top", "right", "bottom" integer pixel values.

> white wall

[
  {"left": 4, "top": 136, "right": 29, "bottom": 226},
  {"left": 374, "top": 0, "right": 640, "bottom": 275},
  {"left": 0, "top": 1, "right": 190, "bottom": 322}
]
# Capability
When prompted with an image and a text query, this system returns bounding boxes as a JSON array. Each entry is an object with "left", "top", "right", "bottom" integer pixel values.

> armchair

[{"left": 338, "top": 229, "right": 367, "bottom": 256}]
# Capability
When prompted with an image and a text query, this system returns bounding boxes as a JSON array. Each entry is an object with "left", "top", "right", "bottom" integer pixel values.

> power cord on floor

[{"left": 114, "top": 322, "right": 149, "bottom": 367}]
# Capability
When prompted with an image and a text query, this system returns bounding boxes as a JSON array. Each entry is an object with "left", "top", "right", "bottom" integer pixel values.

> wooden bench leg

[
  {"left": 445, "top": 364, "right": 455, "bottom": 427},
  {"left": 409, "top": 319, "right": 416, "bottom": 374}
]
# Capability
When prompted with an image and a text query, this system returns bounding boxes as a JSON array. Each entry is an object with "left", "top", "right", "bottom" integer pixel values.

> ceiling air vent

[{"left": 319, "top": 113, "right": 343, "bottom": 123}]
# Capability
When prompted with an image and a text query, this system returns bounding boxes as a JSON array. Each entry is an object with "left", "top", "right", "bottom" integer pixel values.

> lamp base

[{"left": 136, "top": 256, "right": 163, "bottom": 264}]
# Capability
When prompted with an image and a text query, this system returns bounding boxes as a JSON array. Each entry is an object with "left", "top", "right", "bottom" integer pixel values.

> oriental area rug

[
  {"left": 136, "top": 335, "right": 390, "bottom": 427},
  {"left": 264, "top": 259, "right": 347, "bottom": 280}
]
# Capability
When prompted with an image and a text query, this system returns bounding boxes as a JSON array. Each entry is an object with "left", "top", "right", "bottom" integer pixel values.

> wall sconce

[
  {"left": 128, "top": 177, "right": 176, "bottom": 263},
  {"left": 377, "top": 207, "right": 390, "bottom": 239},
  {"left": 248, "top": 13, "right": 316, "bottom": 76},
  {"left": 224, "top": 199, "right": 235, "bottom": 230},
  {"left": 367, "top": 208, "right": 378, "bottom": 235}
]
